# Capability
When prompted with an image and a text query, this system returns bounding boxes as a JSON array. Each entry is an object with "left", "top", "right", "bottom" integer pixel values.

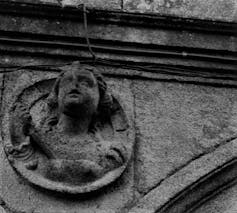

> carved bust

[{"left": 5, "top": 62, "right": 132, "bottom": 193}]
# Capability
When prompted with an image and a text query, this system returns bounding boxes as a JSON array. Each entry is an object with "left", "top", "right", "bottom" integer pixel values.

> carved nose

[{"left": 74, "top": 81, "right": 79, "bottom": 88}]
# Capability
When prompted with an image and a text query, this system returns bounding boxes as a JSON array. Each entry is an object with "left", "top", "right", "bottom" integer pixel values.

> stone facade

[{"left": 0, "top": 1, "right": 236, "bottom": 213}]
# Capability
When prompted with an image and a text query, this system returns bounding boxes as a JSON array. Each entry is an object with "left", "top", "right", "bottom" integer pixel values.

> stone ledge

[
  {"left": 5, "top": 0, "right": 237, "bottom": 22},
  {"left": 4, "top": 0, "right": 122, "bottom": 10}
]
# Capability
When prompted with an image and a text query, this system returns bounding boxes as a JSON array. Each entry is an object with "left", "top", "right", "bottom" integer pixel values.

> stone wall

[
  {"left": 0, "top": 1, "right": 236, "bottom": 213},
  {"left": 7, "top": 0, "right": 237, "bottom": 21}
]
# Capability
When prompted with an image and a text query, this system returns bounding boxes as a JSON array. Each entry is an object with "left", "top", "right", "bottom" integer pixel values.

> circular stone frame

[{"left": 3, "top": 78, "right": 133, "bottom": 194}]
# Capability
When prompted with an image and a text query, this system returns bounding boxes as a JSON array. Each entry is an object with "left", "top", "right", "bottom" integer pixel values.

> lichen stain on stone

[
  {"left": 136, "top": 0, "right": 152, "bottom": 12},
  {"left": 128, "top": 0, "right": 185, "bottom": 12}
]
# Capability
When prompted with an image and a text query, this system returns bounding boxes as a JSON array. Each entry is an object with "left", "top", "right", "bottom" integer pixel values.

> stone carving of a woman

[{"left": 6, "top": 62, "right": 132, "bottom": 193}]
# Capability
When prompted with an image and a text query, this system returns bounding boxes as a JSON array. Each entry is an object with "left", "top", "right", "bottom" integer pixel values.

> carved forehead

[{"left": 59, "top": 62, "right": 99, "bottom": 80}]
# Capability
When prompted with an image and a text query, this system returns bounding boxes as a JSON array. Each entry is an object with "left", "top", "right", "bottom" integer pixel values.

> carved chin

[{"left": 62, "top": 98, "right": 96, "bottom": 117}]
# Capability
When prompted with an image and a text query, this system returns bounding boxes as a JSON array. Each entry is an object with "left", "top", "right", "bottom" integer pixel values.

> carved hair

[{"left": 45, "top": 62, "right": 113, "bottom": 128}]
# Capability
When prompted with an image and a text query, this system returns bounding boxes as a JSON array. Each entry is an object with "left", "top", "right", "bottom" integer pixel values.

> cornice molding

[
  {"left": 0, "top": 30, "right": 236, "bottom": 79},
  {"left": 0, "top": 0, "right": 236, "bottom": 83},
  {"left": 0, "top": 30, "right": 235, "bottom": 63},
  {"left": 0, "top": 0, "right": 236, "bottom": 35}
]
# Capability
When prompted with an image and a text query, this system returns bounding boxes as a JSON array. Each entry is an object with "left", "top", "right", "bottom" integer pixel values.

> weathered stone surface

[
  {"left": 124, "top": 0, "right": 237, "bottom": 22},
  {"left": 0, "top": 1, "right": 236, "bottom": 212},
  {"left": 129, "top": 139, "right": 237, "bottom": 212},
  {"left": 1, "top": 142, "right": 134, "bottom": 213},
  {"left": 0, "top": 70, "right": 134, "bottom": 212},
  {"left": 0, "top": 14, "right": 235, "bottom": 63},
  {"left": 0, "top": 206, "right": 6, "bottom": 213},
  {"left": 59, "top": 0, "right": 121, "bottom": 9},
  {"left": 5, "top": 63, "right": 133, "bottom": 194},
  {"left": 9, "top": 0, "right": 122, "bottom": 10},
  {"left": 193, "top": 184, "right": 237, "bottom": 213},
  {"left": 0, "top": 74, "right": 3, "bottom": 118},
  {"left": 132, "top": 80, "right": 237, "bottom": 194}
]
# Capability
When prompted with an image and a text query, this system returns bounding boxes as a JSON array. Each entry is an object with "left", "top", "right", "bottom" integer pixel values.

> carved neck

[{"left": 57, "top": 114, "right": 92, "bottom": 136}]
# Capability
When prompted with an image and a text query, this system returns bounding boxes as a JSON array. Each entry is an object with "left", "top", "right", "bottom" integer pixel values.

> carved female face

[{"left": 57, "top": 69, "right": 100, "bottom": 117}]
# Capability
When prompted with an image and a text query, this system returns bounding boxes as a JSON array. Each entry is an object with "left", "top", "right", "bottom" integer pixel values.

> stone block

[
  {"left": 124, "top": 0, "right": 237, "bottom": 22},
  {"left": 132, "top": 80, "right": 237, "bottom": 194}
]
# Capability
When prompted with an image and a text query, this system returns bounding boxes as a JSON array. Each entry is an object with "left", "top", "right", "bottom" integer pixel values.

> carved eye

[
  {"left": 80, "top": 81, "right": 90, "bottom": 87},
  {"left": 61, "top": 76, "right": 72, "bottom": 85}
]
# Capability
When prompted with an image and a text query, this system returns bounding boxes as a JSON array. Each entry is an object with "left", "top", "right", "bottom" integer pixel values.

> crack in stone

[{"left": 121, "top": 0, "right": 124, "bottom": 10}]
